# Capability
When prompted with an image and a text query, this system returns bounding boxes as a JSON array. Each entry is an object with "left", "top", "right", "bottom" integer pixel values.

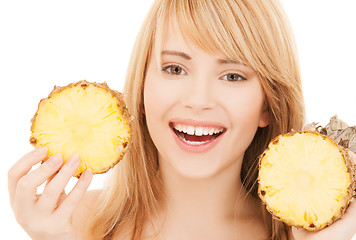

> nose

[{"left": 181, "top": 75, "right": 216, "bottom": 111}]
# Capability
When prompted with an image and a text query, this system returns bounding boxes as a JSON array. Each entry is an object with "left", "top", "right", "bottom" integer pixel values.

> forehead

[
  {"left": 160, "top": 17, "right": 196, "bottom": 53},
  {"left": 156, "top": 15, "right": 244, "bottom": 65}
]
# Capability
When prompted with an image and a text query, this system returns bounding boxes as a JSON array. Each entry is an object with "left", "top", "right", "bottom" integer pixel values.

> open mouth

[{"left": 170, "top": 122, "right": 226, "bottom": 146}]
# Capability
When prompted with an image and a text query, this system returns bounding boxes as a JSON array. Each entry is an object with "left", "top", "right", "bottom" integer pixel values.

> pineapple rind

[
  {"left": 258, "top": 131, "right": 354, "bottom": 231},
  {"left": 30, "top": 80, "right": 131, "bottom": 177}
]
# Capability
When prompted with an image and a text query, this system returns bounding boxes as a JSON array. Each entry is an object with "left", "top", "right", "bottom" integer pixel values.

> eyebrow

[
  {"left": 161, "top": 50, "right": 245, "bottom": 66},
  {"left": 161, "top": 50, "right": 191, "bottom": 60},
  {"left": 217, "top": 58, "right": 244, "bottom": 65}
]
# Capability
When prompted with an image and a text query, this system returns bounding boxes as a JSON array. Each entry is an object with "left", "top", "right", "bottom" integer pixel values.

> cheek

[
  {"left": 144, "top": 77, "right": 167, "bottom": 155},
  {"left": 226, "top": 86, "right": 264, "bottom": 123},
  {"left": 144, "top": 77, "right": 175, "bottom": 122},
  {"left": 143, "top": 67, "right": 180, "bottom": 140},
  {"left": 144, "top": 78, "right": 159, "bottom": 119},
  {"left": 144, "top": 78, "right": 162, "bottom": 133},
  {"left": 222, "top": 83, "right": 265, "bottom": 142},
  {"left": 222, "top": 86, "right": 265, "bottom": 160},
  {"left": 144, "top": 65, "right": 186, "bottom": 124}
]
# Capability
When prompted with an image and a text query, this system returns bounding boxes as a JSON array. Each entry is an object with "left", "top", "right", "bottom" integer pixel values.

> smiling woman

[
  {"left": 3, "top": 0, "right": 356, "bottom": 240},
  {"left": 88, "top": 0, "right": 303, "bottom": 239}
]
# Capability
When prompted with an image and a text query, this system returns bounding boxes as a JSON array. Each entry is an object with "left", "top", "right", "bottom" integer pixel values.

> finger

[
  {"left": 56, "top": 169, "right": 92, "bottom": 218},
  {"left": 38, "top": 155, "right": 80, "bottom": 212},
  {"left": 45, "top": 173, "right": 67, "bottom": 208},
  {"left": 45, "top": 172, "right": 58, "bottom": 188},
  {"left": 57, "top": 191, "right": 67, "bottom": 206},
  {"left": 8, "top": 147, "right": 48, "bottom": 205},
  {"left": 13, "top": 154, "right": 63, "bottom": 213}
]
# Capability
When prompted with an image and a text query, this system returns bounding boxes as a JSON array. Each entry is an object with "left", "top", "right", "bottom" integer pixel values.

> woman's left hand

[{"left": 292, "top": 150, "right": 356, "bottom": 240}]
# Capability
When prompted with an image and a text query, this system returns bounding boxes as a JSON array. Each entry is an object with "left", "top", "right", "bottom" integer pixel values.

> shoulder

[{"left": 72, "top": 189, "right": 102, "bottom": 232}]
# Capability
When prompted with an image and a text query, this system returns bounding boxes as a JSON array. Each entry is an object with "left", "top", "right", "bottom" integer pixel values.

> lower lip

[{"left": 170, "top": 127, "right": 225, "bottom": 153}]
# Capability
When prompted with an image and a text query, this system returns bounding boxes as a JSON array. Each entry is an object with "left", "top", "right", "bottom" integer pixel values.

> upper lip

[{"left": 169, "top": 118, "right": 226, "bottom": 128}]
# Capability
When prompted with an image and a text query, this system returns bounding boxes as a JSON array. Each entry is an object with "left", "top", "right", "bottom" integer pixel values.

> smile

[{"left": 169, "top": 120, "right": 227, "bottom": 152}]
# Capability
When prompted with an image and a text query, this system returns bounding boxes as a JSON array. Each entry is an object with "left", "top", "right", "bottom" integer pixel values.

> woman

[{"left": 8, "top": 0, "right": 356, "bottom": 239}]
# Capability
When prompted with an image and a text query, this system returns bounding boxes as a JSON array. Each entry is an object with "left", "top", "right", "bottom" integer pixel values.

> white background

[{"left": 1, "top": 0, "right": 355, "bottom": 239}]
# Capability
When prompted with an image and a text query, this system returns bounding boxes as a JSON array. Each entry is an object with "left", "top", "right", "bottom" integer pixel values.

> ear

[{"left": 258, "top": 102, "right": 270, "bottom": 128}]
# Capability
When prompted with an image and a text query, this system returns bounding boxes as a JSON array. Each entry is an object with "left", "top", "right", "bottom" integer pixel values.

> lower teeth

[{"left": 178, "top": 135, "right": 212, "bottom": 145}]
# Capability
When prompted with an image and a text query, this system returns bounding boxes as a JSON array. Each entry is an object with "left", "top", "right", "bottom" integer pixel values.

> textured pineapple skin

[
  {"left": 30, "top": 80, "right": 131, "bottom": 177},
  {"left": 258, "top": 131, "right": 355, "bottom": 231}
]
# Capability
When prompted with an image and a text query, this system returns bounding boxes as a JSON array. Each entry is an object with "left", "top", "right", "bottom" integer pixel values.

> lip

[{"left": 169, "top": 119, "right": 227, "bottom": 153}]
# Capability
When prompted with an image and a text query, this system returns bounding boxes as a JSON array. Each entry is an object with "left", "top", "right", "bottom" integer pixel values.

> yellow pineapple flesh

[
  {"left": 30, "top": 80, "right": 131, "bottom": 177},
  {"left": 258, "top": 131, "right": 355, "bottom": 231}
]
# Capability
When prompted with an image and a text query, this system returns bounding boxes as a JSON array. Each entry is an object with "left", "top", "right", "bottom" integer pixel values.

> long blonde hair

[{"left": 87, "top": 0, "right": 305, "bottom": 239}]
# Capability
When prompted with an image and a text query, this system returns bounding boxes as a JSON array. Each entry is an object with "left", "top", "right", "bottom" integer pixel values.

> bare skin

[
  {"left": 136, "top": 156, "right": 269, "bottom": 240},
  {"left": 8, "top": 147, "right": 93, "bottom": 240},
  {"left": 72, "top": 189, "right": 269, "bottom": 240},
  {"left": 140, "top": 191, "right": 269, "bottom": 240}
]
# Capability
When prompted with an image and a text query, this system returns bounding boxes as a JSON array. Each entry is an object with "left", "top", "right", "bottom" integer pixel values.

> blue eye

[
  {"left": 221, "top": 73, "right": 247, "bottom": 82},
  {"left": 162, "top": 65, "right": 186, "bottom": 76}
]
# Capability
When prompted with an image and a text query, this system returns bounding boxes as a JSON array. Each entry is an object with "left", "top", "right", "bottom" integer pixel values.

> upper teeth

[{"left": 173, "top": 123, "right": 224, "bottom": 136}]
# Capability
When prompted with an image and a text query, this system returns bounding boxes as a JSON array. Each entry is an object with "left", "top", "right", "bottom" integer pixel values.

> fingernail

[
  {"left": 66, "top": 154, "right": 80, "bottom": 168},
  {"left": 46, "top": 154, "right": 62, "bottom": 168},
  {"left": 34, "top": 146, "right": 48, "bottom": 157}
]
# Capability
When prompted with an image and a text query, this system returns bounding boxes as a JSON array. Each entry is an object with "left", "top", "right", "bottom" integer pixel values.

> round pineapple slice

[
  {"left": 30, "top": 80, "right": 131, "bottom": 177},
  {"left": 258, "top": 131, "right": 355, "bottom": 231}
]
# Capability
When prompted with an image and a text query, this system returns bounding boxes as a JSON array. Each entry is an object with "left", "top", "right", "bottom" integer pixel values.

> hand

[
  {"left": 292, "top": 150, "right": 356, "bottom": 240},
  {"left": 8, "top": 147, "right": 93, "bottom": 240}
]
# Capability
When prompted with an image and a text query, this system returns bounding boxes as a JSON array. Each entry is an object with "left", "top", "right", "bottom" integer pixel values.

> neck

[
  {"left": 158, "top": 155, "right": 254, "bottom": 221},
  {"left": 141, "top": 155, "right": 268, "bottom": 240}
]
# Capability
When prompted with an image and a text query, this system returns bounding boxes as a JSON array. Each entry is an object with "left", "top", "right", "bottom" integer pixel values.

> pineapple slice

[
  {"left": 30, "top": 80, "right": 131, "bottom": 177},
  {"left": 258, "top": 131, "right": 355, "bottom": 231}
]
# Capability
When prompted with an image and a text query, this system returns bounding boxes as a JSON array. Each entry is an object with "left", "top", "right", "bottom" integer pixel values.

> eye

[
  {"left": 221, "top": 73, "right": 247, "bottom": 82},
  {"left": 162, "top": 65, "right": 186, "bottom": 76}
]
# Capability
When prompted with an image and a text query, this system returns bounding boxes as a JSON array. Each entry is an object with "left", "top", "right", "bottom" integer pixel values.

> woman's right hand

[{"left": 8, "top": 147, "right": 93, "bottom": 240}]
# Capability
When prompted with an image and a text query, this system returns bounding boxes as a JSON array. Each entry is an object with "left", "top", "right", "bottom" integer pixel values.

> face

[{"left": 143, "top": 19, "right": 269, "bottom": 179}]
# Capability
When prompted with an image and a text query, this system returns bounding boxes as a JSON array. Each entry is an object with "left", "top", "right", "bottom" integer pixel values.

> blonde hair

[{"left": 87, "top": 0, "right": 305, "bottom": 239}]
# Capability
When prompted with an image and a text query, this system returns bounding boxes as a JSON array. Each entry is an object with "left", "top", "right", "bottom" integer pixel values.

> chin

[{"left": 163, "top": 153, "right": 239, "bottom": 180}]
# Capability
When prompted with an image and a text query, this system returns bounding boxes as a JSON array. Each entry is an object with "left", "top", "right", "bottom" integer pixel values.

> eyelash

[
  {"left": 220, "top": 73, "right": 247, "bottom": 82},
  {"left": 162, "top": 64, "right": 187, "bottom": 76},
  {"left": 161, "top": 64, "right": 247, "bottom": 82}
]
